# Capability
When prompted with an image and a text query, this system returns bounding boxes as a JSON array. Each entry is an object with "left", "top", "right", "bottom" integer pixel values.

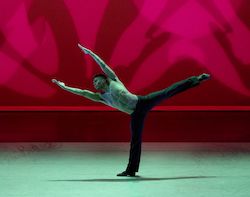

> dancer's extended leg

[{"left": 140, "top": 75, "right": 208, "bottom": 112}]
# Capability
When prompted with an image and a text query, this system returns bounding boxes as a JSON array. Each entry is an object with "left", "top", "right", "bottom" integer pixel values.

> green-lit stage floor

[{"left": 0, "top": 143, "right": 250, "bottom": 197}]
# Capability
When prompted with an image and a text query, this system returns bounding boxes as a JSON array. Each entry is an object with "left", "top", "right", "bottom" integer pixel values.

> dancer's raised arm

[{"left": 78, "top": 43, "right": 118, "bottom": 80}]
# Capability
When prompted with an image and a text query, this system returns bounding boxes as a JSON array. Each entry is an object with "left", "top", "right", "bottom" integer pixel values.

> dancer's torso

[{"left": 100, "top": 79, "right": 138, "bottom": 115}]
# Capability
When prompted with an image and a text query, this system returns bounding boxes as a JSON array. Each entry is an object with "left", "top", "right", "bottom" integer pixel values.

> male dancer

[{"left": 52, "top": 43, "right": 210, "bottom": 177}]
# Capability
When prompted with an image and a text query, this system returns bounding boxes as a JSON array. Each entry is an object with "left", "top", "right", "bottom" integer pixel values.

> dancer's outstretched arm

[
  {"left": 52, "top": 79, "right": 103, "bottom": 102},
  {"left": 77, "top": 43, "right": 118, "bottom": 80}
]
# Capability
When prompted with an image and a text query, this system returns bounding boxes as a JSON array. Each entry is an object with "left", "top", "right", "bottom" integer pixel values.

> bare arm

[
  {"left": 52, "top": 79, "right": 104, "bottom": 103},
  {"left": 77, "top": 43, "right": 118, "bottom": 80}
]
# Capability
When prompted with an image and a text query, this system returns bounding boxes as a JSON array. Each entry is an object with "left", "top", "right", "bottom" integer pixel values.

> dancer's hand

[
  {"left": 77, "top": 43, "right": 91, "bottom": 54},
  {"left": 52, "top": 79, "right": 65, "bottom": 88}
]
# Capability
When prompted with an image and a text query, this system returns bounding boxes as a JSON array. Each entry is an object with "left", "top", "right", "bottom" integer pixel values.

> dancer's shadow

[{"left": 49, "top": 175, "right": 217, "bottom": 182}]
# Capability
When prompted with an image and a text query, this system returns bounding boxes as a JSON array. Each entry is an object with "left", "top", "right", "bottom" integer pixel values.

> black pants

[{"left": 126, "top": 76, "right": 200, "bottom": 172}]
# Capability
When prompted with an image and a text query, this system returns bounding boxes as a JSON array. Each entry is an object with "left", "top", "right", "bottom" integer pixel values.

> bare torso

[{"left": 100, "top": 79, "right": 138, "bottom": 114}]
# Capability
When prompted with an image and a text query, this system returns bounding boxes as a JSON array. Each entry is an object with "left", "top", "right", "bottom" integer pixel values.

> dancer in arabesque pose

[{"left": 52, "top": 43, "right": 210, "bottom": 177}]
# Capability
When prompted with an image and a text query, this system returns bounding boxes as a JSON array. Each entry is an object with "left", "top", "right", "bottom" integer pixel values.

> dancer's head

[{"left": 93, "top": 73, "right": 109, "bottom": 91}]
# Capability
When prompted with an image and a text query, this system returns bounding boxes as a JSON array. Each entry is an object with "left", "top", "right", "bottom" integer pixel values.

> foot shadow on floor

[{"left": 49, "top": 176, "right": 217, "bottom": 182}]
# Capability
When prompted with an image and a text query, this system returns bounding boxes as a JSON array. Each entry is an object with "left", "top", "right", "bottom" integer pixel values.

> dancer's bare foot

[
  {"left": 197, "top": 73, "right": 210, "bottom": 82},
  {"left": 117, "top": 170, "right": 136, "bottom": 177}
]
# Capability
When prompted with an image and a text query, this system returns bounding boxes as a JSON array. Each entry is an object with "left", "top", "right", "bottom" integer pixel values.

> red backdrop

[
  {"left": 0, "top": 0, "right": 250, "bottom": 107},
  {"left": 1, "top": 1, "right": 250, "bottom": 142}
]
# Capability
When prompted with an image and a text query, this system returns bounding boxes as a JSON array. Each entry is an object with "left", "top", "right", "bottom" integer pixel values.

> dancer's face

[{"left": 93, "top": 77, "right": 107, "bottom": 90}]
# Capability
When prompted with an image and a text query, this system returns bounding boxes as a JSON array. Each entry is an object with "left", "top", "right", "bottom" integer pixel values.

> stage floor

[{"left": 0, "top": 143, "right": 250, "bottom": 197}]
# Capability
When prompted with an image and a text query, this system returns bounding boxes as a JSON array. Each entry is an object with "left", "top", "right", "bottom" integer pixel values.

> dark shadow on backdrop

[
  {"left": 95, "top": 0, "right": 140, "bottom": 61},
  {"left": 210, "top": 23, "right": 250, "bottom": 89},
  {"left": 234, "top": 0, "right": 250, "bottom": 29},
  {"left": 0, "top": 0, "right": 86, "bottom": 105}
]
